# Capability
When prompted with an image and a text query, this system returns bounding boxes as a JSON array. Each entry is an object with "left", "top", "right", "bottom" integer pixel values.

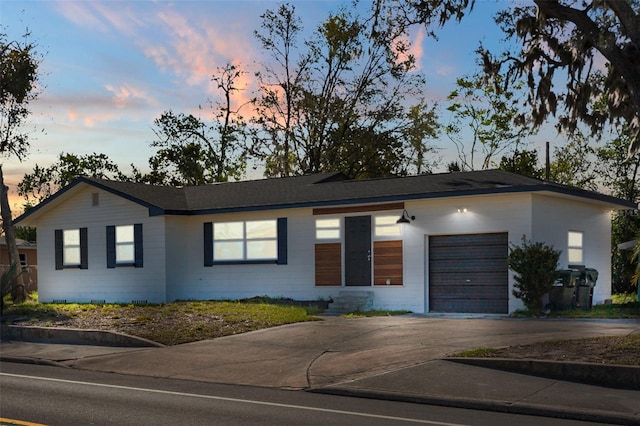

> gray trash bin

[
  {"left": 575, "top": 268, "right": 598, "bottom": 310},
  {"left": 549, "top": 269, "right": 580, "bottom": 311}
]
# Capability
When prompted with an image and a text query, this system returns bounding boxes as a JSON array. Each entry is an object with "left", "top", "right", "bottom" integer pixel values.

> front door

[{"left": 345, "top": 216, "right": 372, "bottom": 286}]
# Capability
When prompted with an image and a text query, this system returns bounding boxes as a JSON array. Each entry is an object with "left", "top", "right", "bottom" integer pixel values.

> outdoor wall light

[
  {"left": 457, "top": 208, "right": 468, "bottom": 213},
  {"left": 397, "top": 209, "right": 415, "bottom": 224}
]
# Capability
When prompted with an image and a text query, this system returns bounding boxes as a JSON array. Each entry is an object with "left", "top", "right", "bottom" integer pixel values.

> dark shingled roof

[{"left": 15, "top": 169, "right": 636, "bottom": 222}]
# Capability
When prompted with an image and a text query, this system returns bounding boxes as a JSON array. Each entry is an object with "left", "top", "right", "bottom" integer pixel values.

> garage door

[{"left": 429, "top": 233, "right": 508, "bottom": 314}]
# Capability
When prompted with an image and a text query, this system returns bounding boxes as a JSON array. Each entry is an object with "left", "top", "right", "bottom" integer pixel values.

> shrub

[{"left": 508, "top": 236, "right": 561, "bottom": 315}]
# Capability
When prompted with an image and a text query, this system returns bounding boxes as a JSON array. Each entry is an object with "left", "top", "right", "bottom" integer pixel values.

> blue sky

[{"left": 2, "top": 0, "right": 533, "bottom": 208}]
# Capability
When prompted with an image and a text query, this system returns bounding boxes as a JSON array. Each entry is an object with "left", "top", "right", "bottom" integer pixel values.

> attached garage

[{"left": 428, "top": 233, "right": 509, "bottom": 314}]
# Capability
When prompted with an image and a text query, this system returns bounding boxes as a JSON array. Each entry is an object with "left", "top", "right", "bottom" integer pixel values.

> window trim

[
  {"left": 55, "top": 228, "right": 88, "bottom": 270},
  {"left": 204, "top": 218, "right": 287, "bottom": 266},
  {"left": 567, "top": 230, "right": 584, "bottom": 265},
  {"left": 373, "top": 214, "right": 402, "bottom": 238},
  {"left": 107, "top": 224, "right": 143, "bottom": 268},
  {"left": 315, "top": 218, "right": 341, "bottom": 240}
]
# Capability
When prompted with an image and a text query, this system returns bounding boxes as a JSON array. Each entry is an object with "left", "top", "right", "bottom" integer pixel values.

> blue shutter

[
  {"left": 134, "top": 223, "right": 143, "bottom": 268},
  {"left": 54, "top": 229, "right": 63, "bottom": 270},
  {"left": 277, "top": 218, "right": 287, "bottom": 265},
  {"left": 106, "top": 226, "right": 116, "bottom": 268},
  {"left": 80, "top": 228, "right": 88, "bottom": 269},
  {"left": 204, "top": 222, "right": 213, "bottom": 267}
]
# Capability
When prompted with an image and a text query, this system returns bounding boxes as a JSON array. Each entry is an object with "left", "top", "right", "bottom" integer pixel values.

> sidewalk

[
  {"left": 2, "top": 319, "right": 639, "bottom": 425},
  {"left": 317, "top": 360, "right": 640, "bottom": 426}
]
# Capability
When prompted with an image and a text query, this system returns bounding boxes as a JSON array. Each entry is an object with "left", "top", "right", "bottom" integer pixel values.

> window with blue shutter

[
  {"left": 55, "top": 228, "right": 88, "bottom": 270},
  {"left": 107, "top": 224, "right": 143, "bottom": 268}
]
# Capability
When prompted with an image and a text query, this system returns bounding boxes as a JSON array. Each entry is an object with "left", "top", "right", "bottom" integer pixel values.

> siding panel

[{"left": 374, "top": 240, "right": 403, "bottom": 285}]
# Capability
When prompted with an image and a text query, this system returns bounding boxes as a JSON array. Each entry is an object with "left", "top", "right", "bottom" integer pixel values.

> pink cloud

[
  {"left": 394, "top": 27, "right": 426, "bottom": 72},
  {"left": 105, "top": 84, "right": 153, "bottom": 109},
  {"left": 145, "top": 9, "right": 257, "bottom": 87}
]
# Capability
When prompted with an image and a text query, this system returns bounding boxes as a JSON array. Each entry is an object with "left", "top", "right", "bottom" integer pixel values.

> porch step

[{"left": 325, "top": 291, "right": 374, "bottom": 314}]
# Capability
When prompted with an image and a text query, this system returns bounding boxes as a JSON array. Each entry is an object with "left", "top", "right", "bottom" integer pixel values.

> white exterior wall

[
  {"left": 399, "top": 194, "right": 533, "bottom": 313},
  {"left": 35, "top": 186, "right": 167, "bottom": 303},
  {"left": 165, "top": 208, "right": 337, "bottom": 302},
  {"left": 165, "top": 194, "right": 535, "bottom": 313},
  {"left": 531, "top": 194, "right": 613, "bottom": 304}
]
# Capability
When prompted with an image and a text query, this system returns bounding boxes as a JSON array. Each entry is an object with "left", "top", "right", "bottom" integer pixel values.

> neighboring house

[
  {"left": 14, "top": 170, "right": 636, "bottom": 314},
  {"left": 0, "top": 236, "right": 38, "bottom": 294}
]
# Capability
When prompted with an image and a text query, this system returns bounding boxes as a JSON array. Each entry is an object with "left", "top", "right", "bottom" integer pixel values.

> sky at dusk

[{"left": 1, "top": 0, "right": 556, "bottom": 210}]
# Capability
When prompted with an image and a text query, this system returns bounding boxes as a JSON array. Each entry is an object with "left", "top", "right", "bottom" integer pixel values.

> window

[
  {"left": 55, "top": 228, "right": 88, "bottom": 270},
  {"left": 116, "top": 225, "right": 135, "bottom": 263},
  {"left": 19, "top": 253, "right": 27, "bottom": 267},
  {"left": 568, "top": 231, "right": 583, "bottom": 264},
  {"left": 107, "top": 224, "right": 143, "bottom": 268},
  {"left": 374, "top": 215, "right": 401, "bottom": 237},
  {"left": 214, "top": 220, "right": 276, "bottom": 261},
  {"left": 204, "top": 218, "right": 287, "bottom": 265},
  {"left": 316, "top": 218, "right": 340, "bottom": 239},
  {"left": 64, "top": 229, "right": 81, "bottom": 266}
]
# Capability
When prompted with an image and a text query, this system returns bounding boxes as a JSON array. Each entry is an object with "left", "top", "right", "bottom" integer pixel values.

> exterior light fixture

[
  {"left": 397, "top": 209, "right": 415, "bottom": 224},
  {"left": 457, "top": 208, "right": 468, "bottom": 213}
]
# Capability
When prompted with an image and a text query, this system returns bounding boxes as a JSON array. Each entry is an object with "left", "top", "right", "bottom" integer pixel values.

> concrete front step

[{"left": 326, "top": 291, "right": 374, "bottom": 314}]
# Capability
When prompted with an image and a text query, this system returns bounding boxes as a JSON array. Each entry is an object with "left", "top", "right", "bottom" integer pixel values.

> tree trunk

[{"left": 0, "top": 164, "right": 26, "bottom": 303}]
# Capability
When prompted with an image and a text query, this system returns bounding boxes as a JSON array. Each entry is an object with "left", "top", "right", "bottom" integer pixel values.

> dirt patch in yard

[
  {"left": 2, "top": 301, "right": 320, "bottom": 346},
  {"left": 454, "top": 333, "right": 640, "bottom": 366}
]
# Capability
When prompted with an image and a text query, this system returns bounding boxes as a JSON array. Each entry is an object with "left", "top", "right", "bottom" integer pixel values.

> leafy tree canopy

[
  {"left": 478, "top": 0, "right": 640, "bottom": 155},
  {"left": 18, "top": 152, "right": 140, "bottom": 207},
  {"left": 251, "top": 3, "right": 440, "bottom": 179},
  {"left": 0, "top": 29, "right": 42, "bottom": 303}
]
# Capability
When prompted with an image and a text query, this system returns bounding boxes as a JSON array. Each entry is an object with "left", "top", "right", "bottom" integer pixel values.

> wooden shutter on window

[
  {"left": 106, "top": 226, "right": 116, "bottom": 268},
  {"left": 315, "top": 243, "right": 341, "bottom": 286},
  {"left": 134, "top": 223, "right": 143, "bottom": 268},
  {"left": 79, "top": 227, "right": 88, "bottom": 269},
  {"left": 203, "top": 222, "right": 213, "bottom": 267},
  {"left": 54, "top": 229, "right": 63, "bottom": 270},
  {"left": 374, "top": 240, "right": 403, "bottom": 285}
]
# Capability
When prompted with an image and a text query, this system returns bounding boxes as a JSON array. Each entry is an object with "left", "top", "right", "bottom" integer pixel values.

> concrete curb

[
  {"left": 1, "top": 325, "right": 164, "bottom": 348},
  {"left": 311, "top": 386, "right": 640, "bottom": 426},
  {"left": 447, "top": 357, "right": 640, "bottom": 390},
  {"left": 0, "top": 355, "right": 70, "bottom": 368}
]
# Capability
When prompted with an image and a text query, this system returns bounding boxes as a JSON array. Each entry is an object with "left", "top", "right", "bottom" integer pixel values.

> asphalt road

[{"left": 1, "top": 362, "right": 605, "bottom": 426}]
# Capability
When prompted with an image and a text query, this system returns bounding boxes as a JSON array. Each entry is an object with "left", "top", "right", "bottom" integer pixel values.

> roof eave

[{"left": 162, "top": 184, "right": 636, "bottom": 216}]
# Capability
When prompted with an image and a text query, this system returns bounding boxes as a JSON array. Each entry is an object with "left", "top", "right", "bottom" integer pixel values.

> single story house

[
  {"left": 14, "top": 170, "right": 636, "bottom": 314},
  {"left": 0, "top": 236, "right": 38, "bottom": 294}
]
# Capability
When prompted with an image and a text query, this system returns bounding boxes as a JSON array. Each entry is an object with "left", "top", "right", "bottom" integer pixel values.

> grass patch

[
  {"left": 450, "top": 347, "right": 501, "bottom": 358},
  {"left": 612, "top": 293, "right": 638, "bottom": 304},
  {"left": 1, "top": 299, "right": 321, "bottom": 346},
  {"left": 548, "top": 301, "right": 640, "bottom": 319},
  {"left": 510, "top": 300, "right": 640, "bottom": 319}
]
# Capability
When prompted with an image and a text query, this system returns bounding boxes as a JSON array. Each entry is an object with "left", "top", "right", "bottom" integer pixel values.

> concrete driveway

[{"left": 67, "top": 316, "right": 640, "bottom": 389}]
